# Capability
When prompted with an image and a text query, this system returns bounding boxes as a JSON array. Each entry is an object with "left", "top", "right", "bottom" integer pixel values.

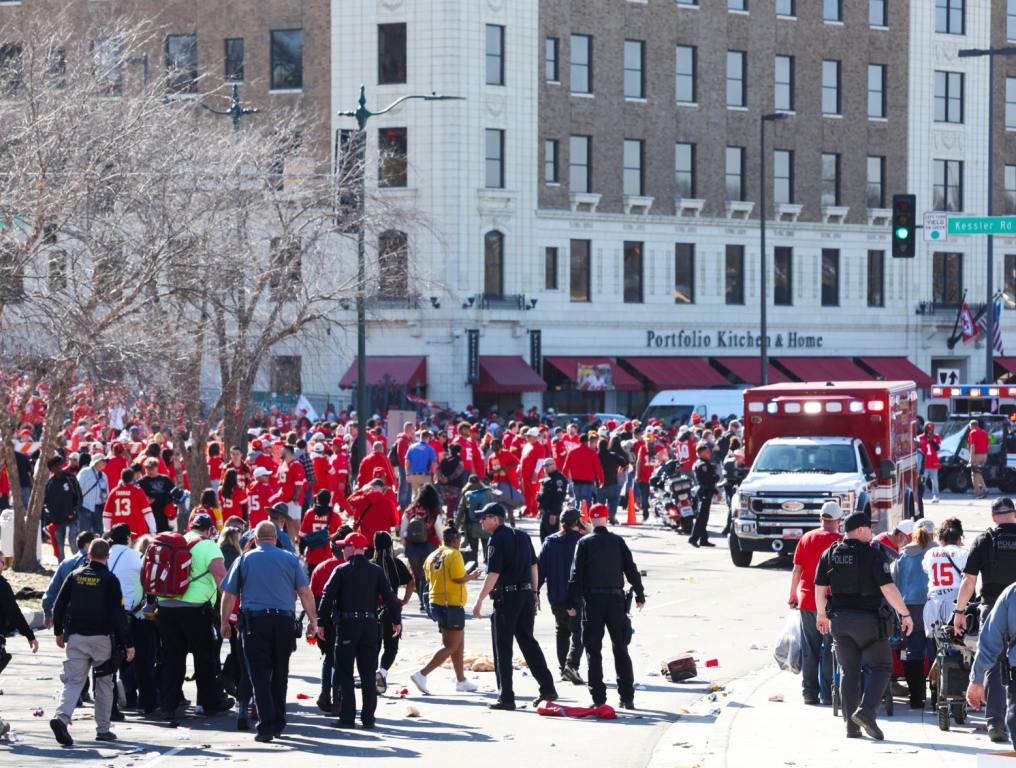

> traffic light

[{"left": 891, "top": 193, "right": 916, "bottom": 258}]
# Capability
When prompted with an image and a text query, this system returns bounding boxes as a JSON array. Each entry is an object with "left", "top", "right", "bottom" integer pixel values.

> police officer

[
  {"left": 690, "top": 442, "right": 720, "bottom": 548},
  {"left": 537, "top": 459, "right": 568, "bottom": 543},
  {"left": 471, "top": 502, "right": 559, "bottom": 710},
  {"left": 50, "top": 538, "right": 135, "bottom": 747},
  {"left": 566, "top": 503, "right": 645, "bottom": 709},
  {"left": 317, "top": 531, "right": 402, "bottom": 729},
  {"left": 953, "top": 496, "right": 1016, "bottom": 743},
  {"left": 220, "top": 520, "right": 319, "bottom": 742},
  {"left": 814, "top": 512, "right": 913, "bottom": 740}
]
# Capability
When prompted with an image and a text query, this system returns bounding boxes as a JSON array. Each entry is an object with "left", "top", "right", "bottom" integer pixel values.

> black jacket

[
  {"left": 52, "top": 561, "right": 131, "bottom": 646},
  {"left": 598, "top": 448, "right": 629, "bottom": 485},
  {"left": 537, "top": 471, "right": 568, "bottom": 515},
  {"left": 318, "top": 555, "right": 401, "bottom": 626},
  {"left": 567, "top": 526, "right": 645, "bottom": 608},
  {"left": 0, "top": 573, "right": 35, "bottom": 642},
  {"left": 694, "top": 459, "right": 720, "bottom": 496},
  {"left": 44, "top": 472, "right": 82, "bottom": 525}
]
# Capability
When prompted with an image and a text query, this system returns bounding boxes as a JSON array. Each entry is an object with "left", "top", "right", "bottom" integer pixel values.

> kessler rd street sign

[{"left": 948, "top": 216, "right": 1016, "bottom": 235}]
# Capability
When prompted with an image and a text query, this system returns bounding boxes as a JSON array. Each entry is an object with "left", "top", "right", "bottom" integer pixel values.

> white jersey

[{"left": 922, "top": 544, "right": 968, "bottom": 635}]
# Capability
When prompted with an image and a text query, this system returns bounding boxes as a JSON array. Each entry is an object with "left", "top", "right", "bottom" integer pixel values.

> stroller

[{"left": 930, "top": 602, "right": 980, "bottom": 731}]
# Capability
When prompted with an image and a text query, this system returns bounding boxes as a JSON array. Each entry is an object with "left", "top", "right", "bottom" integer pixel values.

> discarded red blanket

[
  {"left": 46, "top": 523, "right": 59, "bottom": 559},
  {"left": 535, "top": 701, "right": 617, "bottom": 719}
]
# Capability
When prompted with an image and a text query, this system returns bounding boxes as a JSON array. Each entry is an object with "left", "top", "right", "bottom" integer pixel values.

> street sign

[
  {"left": 948, "top": 216, "right": 1016, "bottom": 235},
  {"left": 924, "top": 212, "right": 948, "bottom": 242},
  {"left": 937, "top": 368, "right": 960, "bottom": 386}
]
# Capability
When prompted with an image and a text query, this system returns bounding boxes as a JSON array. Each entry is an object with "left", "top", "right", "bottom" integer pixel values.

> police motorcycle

[{"left": 649, "top": 460, "right": 697, "bottom": 534}]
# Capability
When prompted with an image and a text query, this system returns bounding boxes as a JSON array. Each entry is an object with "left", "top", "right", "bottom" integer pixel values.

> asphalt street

[{"left": 0, "top": 494, "right": 999, "bottom": 767}]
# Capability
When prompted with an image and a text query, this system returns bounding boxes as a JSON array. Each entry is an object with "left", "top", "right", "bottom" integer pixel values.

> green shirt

[{"left": 178, "top": 533, "right": 223, "bottom": 606}]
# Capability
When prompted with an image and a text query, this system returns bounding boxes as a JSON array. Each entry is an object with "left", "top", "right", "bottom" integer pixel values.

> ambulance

[{"left": 729, "top": 381, "right": 920, "bottom": 567}]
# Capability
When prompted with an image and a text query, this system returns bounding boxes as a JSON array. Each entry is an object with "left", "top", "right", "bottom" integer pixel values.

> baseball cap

[
  {"left": 819, "top": 501, "right": 843, "bottom": 520},
  {"left": 252, "top": 466, "right": 271, "bottom": 478},
  {"left": 190, "top": 512, "right": 215, "bottom": 532},
  {"left": 895, "top": 519, "right": 916, "bottom": 536},
  {"left": 251, "top": 439, "right": 263, "bottom": 450},
  {"left": 372, "top": 467, "right": 387, "bottom": 478},
  {"left": 340, "top": 532, "right": 369, "bottom": 549},
  {"left": 916, "top": 518, "right": 937, "bottom": 534},
  {"left": 527, "top": 427, "right": 541, "bottom": 437},
  {"left": 311, "top": 443, "right": 325, "bottom": 454},
  {"left": 477, "top": 502, "right": 507, "bottom": 519},
  {"left": 561, "top": 508, "right": 582, "bottom": 526},
  {"left": 844, "top": 512, "right": 871, "bottom": 533},
  {"left": 589, "top": 503, "right": 610, "bottom": 520},
  {"left": 91, "top": 453, "right": 108, "bottom": 464}
]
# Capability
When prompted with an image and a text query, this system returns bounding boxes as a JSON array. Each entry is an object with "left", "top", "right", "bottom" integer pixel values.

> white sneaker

[
  {"left": 455, "top": 678, "right": 478, "bottom": 692},
  {"left": 410, "top": 671, "right": 431, "bottom": 695},
  {"left": 931, "top": 496, "right": 939, "bottom": 503}
]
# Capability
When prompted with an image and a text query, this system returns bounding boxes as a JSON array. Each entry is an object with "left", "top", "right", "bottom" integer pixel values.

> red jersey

[
  {"left": 226, "top": 459, "right": 252, "bottom": 486},
  {"left": 396, "top": 434, "right": 413, "bottom": 465},
  {"left": 969, "top": 427, "right": 990, "bottom": 454},
  {"left": 357, "top": 452, "right": 398, "bottom": 489},
  {"left": 310, "top": 556, "right": 344, "bottom": 599},
  {"left": 347, "top": 487, "right": 396, "bottom": 542},
  {"left": 218, "top": 484, "right": 247, "bottom": 522},
  {"left": 918, "top": 433, "right": 941, "bottom": 470},
  {"left": 635, "top": 441, "right": 667, "bottom": 483},
  {"left": 487, "top": 449, "right": 520, "bottom": 487},
  {"left": 792, "top": 529, "right": 843, "bottom": 611},
  {"left": 673, "top": 437, "right": 697, "bottom": 471},
  {"left": 252, "top": 451, "right": 278, "bottom": 474},
  {"left": 103, "top": 483, "right": 153, "bottom": 536},
  {"left": 562, "top": 444, "right": 605, "bottom": 484},
  {"left": 452, "top": 436, "right": 478, "bottom": 474},
  {"left": 207, "top": 456, "right": 223, "bottom": 482},
  {"left": 104, "top": 453, "right": 129, "bottom": 490},
  {"left": 330, "top": 452, "right": 350, "bottom": 499},
  {"left": 312, "top": 455, "right": 337, "bottom": 495},
  {"left": 272, "top": 459, "right": 306, "bottom": 504},
  {"left": 300, "top": 509, "right": 342, "bottom": 567},
  {"left": 874, "top": 531, "right": 900, "bottom": 554},
  {"left": 246, "top": 480, "right": 275, "bottom": 527},
  {"left": 520, "top": 441, "right": 547, "bottom": 485}
]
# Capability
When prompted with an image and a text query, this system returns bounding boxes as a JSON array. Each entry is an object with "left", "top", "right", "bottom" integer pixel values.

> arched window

[
  {"left": 378, "top": 230, "right": 408, "bottom": 298},
  {"left": 484, "top": 230, "right": 503, "bottom": 297}
]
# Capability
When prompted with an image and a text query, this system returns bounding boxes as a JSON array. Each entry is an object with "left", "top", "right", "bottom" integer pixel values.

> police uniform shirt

[
  {"left": 52, "top": 561, "right": 132, "bottom": 646},
  {"left": 222, "top": 542, "right": 308, "bottom": 613},
  {"left": 693, "top": 460, "right": 719, "bottom": 494},
  {"left": 814, "top": 538, "right": 892, "bottom": 612},
  {"left": 487, "top": 523, "right": 532, "bottom": 586},
  {"left": 318, "top": 555, "right": 402, "bottom": 624},
  {"left": 963, "top": 522, "right": 1016, "bottom": 606},
  {"left": 567, "top": 527, "right": 646, "bottom": 608}
]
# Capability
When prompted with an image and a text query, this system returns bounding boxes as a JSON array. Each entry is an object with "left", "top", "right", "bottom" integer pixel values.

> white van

[{"left": 640, "top": 389, "right": 746, "bottom": 428}]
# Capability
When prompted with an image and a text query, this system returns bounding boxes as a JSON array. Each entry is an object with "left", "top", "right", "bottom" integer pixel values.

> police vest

[
  {"left": 826, "top": 541, "right": 880, "bottom": 599},
  {"left": 984, "top": 528, "right": 1016, "bottom": 592}
]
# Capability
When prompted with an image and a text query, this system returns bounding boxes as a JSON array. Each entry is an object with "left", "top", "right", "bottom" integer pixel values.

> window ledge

[
  {"left": 675, "top": 197, "right": 706, "bottom": 218},
  {"left": 546, "top": 80, "right": 561, "bottom": 85},
  {"left": 823, "top": 113, "right": 843, "bottom": 119},
  {"left": 623, "top": 195, "right": 654, "bottom": 215},
  {"left": 729, "top": 9, "right": 749, "bottom": 15},
  {"left": 871, "top": 25, "right": 889, "bottom": 31},
  {"left": 775, "top": 202, "right": 802, "bottom": 222},
  {"left": 776, "top": 14, "right": 797, "bottom": 20},
  {"left": 822, "top": 205, "right": 850, "bottom": 224},
  {"left": 478, "top": 188, "right": 517, "bottom": 214},
  {"left": 869, "top": 116, "right": 888, "bottom": 122},
  {"left": 868, "top": 207, "right": 892, "bottom": 226},
  {"left": 569, "top": 192, "right": 601, "bottom": 213},
  {"left": 727, "top": 105, "right": 749, "bottom": 112},
  {"left": 571, "top": 92, "right": 595, "bottom": 99},
  {"left": 726, "top": 200, "right": 754, "bottom": 219},
  {"left": 676, "top": 2, "right": 700, "bottom": 8},
  {"left": 625, "top": 97, "right": 647, "bottom": 103},
  {"left": 824, "top": 19, "right": 845, "bottom": 25},
  {"left": 269, "top": 88, "right": 303, "bottom": 94},
  {"left": 676, "top": 101, "right": 699, "bottom": 108},
  {"left": 545, "top": 181, "right": 561, "bottom": 187}
]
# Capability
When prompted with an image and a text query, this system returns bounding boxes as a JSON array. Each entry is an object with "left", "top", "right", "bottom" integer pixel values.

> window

[
  {"left": 725, "top": 146, "right": 745, "bottom": 201},
  {"left": 165, "top": 34, "right": 197, "bottom": 94},
  {"left": 774, "top": 247, "right": 793, "bottom": 306},
  {"left": 1006, "top": 165, "right": 1016, "bottom": 214},
  {"left": 224, "top": 38, "right": 244, "bottom": 81},
  {"left": 823, "top": 0, "right": 841, "bottom": 21},
  {"left": 270, "top": 356, "right": 302, "bottom": 396},
  {"left": 675, "top": 244, "right": 694, "bottom": 304},
  {"left": 774, "top": 55, "right": 794, "bottom": 111},
  {"left": 545, "top": 247, "right": 559, "bottom": 290},
  {"left": 571, "top": 34, "right": 592, "bottom": 94},
  {"left": 821, "top": 249, "right": 840, "bottom": 307},
  {"left": 624, "top": 40, "right": 645, "bottom": 99},
  {"left": 0, "top": 43, "right": 22, "bottom": 98},
  {"left": 570, "top": 135, "right": 591, "bottom": 193},
  {"left": 1007, "top": 253, "right": 1016, "bottom": 299},
  {"left": 776, "top": 0, "right": 795, "bottom": 15},
  {"left": 485, "top": 25, "right": 504, "bottom": 86},
  {"left": 570, "top": 239, "right": 591, "bottom": 302},
  {"left": 774, "top": 149, "right": 793, "bottom": 204},
  {"left": 728, "top": 0, "right": 747, "bottom": 11},
  {"left": 726, "top": 51, "right": 746, "bottom": 107},
  {"left": 935, "top": 0, "right": 964, "bottom": 34},
  {"left": 623, "top": 242, "right": 643, "bottom": 303},
  {"left": 484, "top": 231, "right": 504, "bottom": 297},
  {"left": 1007, "top": 78, "right": 1016, "bottom": 129},
  {"left": 822, "top": 60, "right": 840, "bottom": 115},
  {"left": 378, "top": 127, "right": 407, "bottom": 187},
  {"left": 821, "top": 153, "right": 840, "bottom": 206},
  {"left": 870, "top": 0, "right": 887, "bottom": 26},
  {"left": 934, "top": 71, "right": 964, "bottom": 123},
  {"left": 1010, "top": 0, "right": 1016, "bottom": 40},
  {"left": 92, "top": 39, "right": 123, "bottom": 96},
  {"left": 867, "top": 155, "right": 885, "bottom": 208},
  {"left": 933, "top": 159, "right": 963, "bottom": 211},
  {"left": 545, "top": 37, "right": 559, "bottom": 82},
  {"left": 270, "top": 29, "right": 303, "bottom": 90},
  {"left": 544, "top": 139, "right": 559, "bottom": 184},
  {"left": 378, "top": 23, "right": 407, "bottom": 84},
  {"left": 933, "top": 252, "right": 963, "bottom": 304},
  {"left": 867, "top": 250, "right": 885, "bottom": 307},
  {"left": 725, "top": 245, "right": 744, "bottom": 305},
  {"left": 378, "top": 230, "right": 409, "bottom": 298},
  {"left": 677, "top": 0, "right": 698, "bottom": 5},
  {"left": 676, "top": 46, "right": 696, "bottom": 103},
  {"left": 485, "top": 128, "right": 505, "bottom": 189},
  {"left": 675, "top": 142, "right": 695, "bottom": 198},
  {"left": 868, "top": 64, "right": 886, "bottom": 118},
  {"left": 623, "top": 139, "right": 644, "bottom": 196},
  {"left": 269, "top": 237, "right": 301, "bottom": 290}
]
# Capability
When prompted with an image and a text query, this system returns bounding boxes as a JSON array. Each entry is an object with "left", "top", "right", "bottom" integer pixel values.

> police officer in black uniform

[
  {"left": 317, "top": 531, "right": 401, "bottom": 729},
  {"left": 471, "top": 502, "right": 559, "bottom": 710},
  {"left": 567, "top": 503, "right": 645, "bottom": 709},
  {"left": 953, "top": 496, "right": 1016, "bottom": 742},
  {"left": 537, "top": 460, "right": 568, "bottom": 543},
  {"left": 690, "top": 442, "right": 720, "bottom": 548},
  {"left": 814, "top": 512, "right": 913, "bottom": 740}
]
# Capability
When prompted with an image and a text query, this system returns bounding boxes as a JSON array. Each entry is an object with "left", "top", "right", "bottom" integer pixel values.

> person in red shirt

[
  {"left": 246, "top": 466, "right": 276, "bottom": 527},
  {"left": 452, "top": 423, "right": 478, "bottom": 475},
  {"left": 311, "top": 443, "right": 338, "bottom": 497},
  {"left": 968, "top": 418, "right": 990, "bottom": 498},
  {"left": 299, "top": 490, "right": 343, "bottom": 578},
  {"left": 562, "top": 433, "right": 605, "bottom": 508},
  {"left": 103, "top": 443, "right": 130, "bottom": 491},
  {"left": 917, "top": 422, "right": 941, "bottom": 503},
  {"left": 520, "top": 428, "right": 547, "bottom": 517},
  {"left": 873, "top": 519, "right": 914, "bottom": 557},
  {"left": 395, "top": 423, "right": 415, "bottom": 508},
  {"left": 634, "top": 430, "right": 667, "bottom": 515},
  {"left": 207, "top": 443, "right": 223, "bottom": 490},
  {"left": 356, "top": 441, "right": 398, "bottom": 490},
  {"left": 330, "top": 444, "right": 351, "bottom": 511},
  {"left": 673, "top": 426, "right": 697, "bottom": 472},
  {"left": 226, "top": 445, "right": 252, "bottom": 487},
  {"left": 788, "top": 501, "right": 844, "bottom": 706},
  {"left": 218, "top": 467, "right": 248, "bottom": 523},
  {"left": 346, "top": 477, "right": 397, "bottom": 549},
  {"left": 103, "top": 468, "right": 155, "bottom": 536},
  {"left": 249, "top": 439, "right": 278, "bottom": 475},
  {"left": 561, "top": 423, "right": 581, "bottom": 454},
  {"left": 270, "top": 444, "right": 306, "bottom": 539},
  {"left": 487, "top": 438, "right": 522, "bottom": 505}
]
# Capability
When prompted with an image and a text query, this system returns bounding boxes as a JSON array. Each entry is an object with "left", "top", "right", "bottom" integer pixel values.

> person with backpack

[
  {"left": 372, "top": 530, "right": 415, "bottom": 693},
  {"left": 456, "top": 474, "right": 496, "bottom": 566},
  {"left": 400, "top": 484, "right": 444, "bottom": 616},
  {"left": 150, "top": 512, "right": 231, "bottom": 721},
  {"left": 300, "top": 490, "right": 342, "bottom": 579}
]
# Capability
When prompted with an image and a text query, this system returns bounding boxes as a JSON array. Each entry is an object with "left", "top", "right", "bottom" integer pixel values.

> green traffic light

[{"left": 895, "top": 227, "right": 909, "bottom": 240}]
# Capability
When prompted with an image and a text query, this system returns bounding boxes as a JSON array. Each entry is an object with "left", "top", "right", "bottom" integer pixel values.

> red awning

[
  {"left": 621, "top": 357, "right": 728, "bottom": 389},
  {"left": 339, "top": 356, "right": 427, "bottom": 389},
  {"left": 543, "top": 357, "right": 641, "bottom": 391},
  {"left": 712, "top": 357, "right": 790, "bottom": 385},
  {"left": 995, "top": 358, "right": 1016, "bottom": 376},
  {"left": 776, "top": 357, "right": 871, "bottom": 382},
  {"left": 858, "top": 357, "right": 934, "bottom": 388},
  {"left": 474, "top": 356, "right": 547, "bottom": 393}
]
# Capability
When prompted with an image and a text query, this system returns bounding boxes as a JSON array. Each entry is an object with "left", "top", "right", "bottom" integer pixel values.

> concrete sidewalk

[{"left": 658, "top": 665, "right": 999, "bottom": 768}]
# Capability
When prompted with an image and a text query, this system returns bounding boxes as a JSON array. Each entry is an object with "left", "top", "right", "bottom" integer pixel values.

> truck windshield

[
  {"left": 754, "top": 443, "right": 858, "bottom": 474},
  {"left": 641, "top": 405, "right": 693, "bottom": 429}
]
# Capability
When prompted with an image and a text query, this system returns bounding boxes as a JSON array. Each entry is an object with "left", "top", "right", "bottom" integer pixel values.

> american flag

[{"left": 977, "top": 299, "right": 1005, "bottom": 355}]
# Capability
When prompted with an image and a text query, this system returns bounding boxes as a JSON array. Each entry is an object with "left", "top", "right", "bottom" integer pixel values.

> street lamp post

[
  {"left": 337, "top": 85, "right": 462, "bottom": 473},
  {"left": 759, "top": 112, "right": 790, "bottom": 387},
  {"left": 959, "top": 46, "right": 1016, "bottom": 383},
  {"left": 165, "top": 82, "right": 260, "bottom": 132}
]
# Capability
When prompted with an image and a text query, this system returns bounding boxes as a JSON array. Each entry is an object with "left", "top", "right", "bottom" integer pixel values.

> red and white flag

[{"left": 961, "top": 303, "right": 979, "bottom": 343}]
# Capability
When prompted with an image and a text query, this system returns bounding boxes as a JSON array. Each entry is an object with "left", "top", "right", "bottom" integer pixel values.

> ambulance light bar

[
  {"left": 753, "top": 399, "right": 867, "bottom": 415},
  {"left": 930, "top": 385, "right": 1016, "bottom": 398}
]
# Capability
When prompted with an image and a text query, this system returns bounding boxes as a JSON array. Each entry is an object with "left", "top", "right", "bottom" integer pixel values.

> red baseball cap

[
  {"left": 251, "top": 439, "right": 263, "bottom": 449},
  {"left": 589, "top": 503, "right": 610, "bottom": 520},
  {"left": 372, "top": 467, "right": 386, "bottom": 478},
  {"left": 340, "top": 532, "right": 369, "bottom": 549}
]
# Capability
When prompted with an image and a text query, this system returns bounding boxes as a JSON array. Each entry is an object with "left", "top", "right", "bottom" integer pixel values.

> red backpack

[{"left": 141, "top": 532, "right": 204, "bottom": 598}]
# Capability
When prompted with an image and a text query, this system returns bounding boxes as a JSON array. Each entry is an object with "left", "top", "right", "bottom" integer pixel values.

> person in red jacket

[
  {"left": 270, "top": 444, "right": 306, "bottom": 538},
  {"left": 968, "top": 418, "right": 990, "bottom": 498},
  {"left": 520, "top": 427, "right": 547, "bottom": 517},
  {"left": 487, "top": 438, "right": 522, "bottom": 505},
  {"left": 311, "top": 443, "right": 338, "bottom": 496},
  {"left": 246, "top": 466, "right": 276, "bottom": 527},
  {"left": 356, "top": 441, "right": 398, "bottom": 490},
  {"left": 346, "top": 477, "right": 397, "bottom": 554},
  {"left": 299, "top": 490, "right": 343, "bottom": 578},
  {"left": 917, "top": 422, "right": 941, "bottom": 503},
  {"left": 207, "top": 442, "right": 223, "bottom": 490},
  {"left": 562, "top": 433, "right": 605, "bottom": 509},
  {"left": 103, "top": 468, "right": 155, "bottom": 536},
  {"left": 330, "top": 444, "right": 351, "bottom": 512},
  {"left": 249, "top": 439, "right": 278, "bottom": 475},
  {"left": 103, "top": 443, "right": 130, "bottom": 492}
]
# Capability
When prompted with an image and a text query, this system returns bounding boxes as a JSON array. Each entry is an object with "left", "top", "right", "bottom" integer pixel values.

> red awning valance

[
  {"left": 543, "top": 357, "right": 641, "bottom": 391},
  {"left": 621, "top": 357, "right": 728, "bottom": 389},
  {"left": 474, "top": 356, "right": 547, "bottom": 393},
  {"left": 339, "top": 356, "right": 427, "bottom": 389},
  {"left": 711, "top": 357, "right": 790, "bottom": 386},
  {"left": 776, "top": 357, "right": 871, "bottom": 382},
  {"left": 858, "top": 357, "right": 933, "bottom": 388}
]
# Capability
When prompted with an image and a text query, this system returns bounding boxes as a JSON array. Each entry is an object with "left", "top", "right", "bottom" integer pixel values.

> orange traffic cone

[
  {"left": 626, "top": 487, "right": 638, "bottom": 525},
  {"left": 581, "top": 498, "right": 590, "bottom": 523}
]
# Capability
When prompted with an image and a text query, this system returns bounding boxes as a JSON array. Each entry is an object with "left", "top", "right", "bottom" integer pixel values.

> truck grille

[
  {"left": 750, "top": 494, "right": 840, "bottom": 514},
  {"left": 755, "top": 513, "right": 819, "bottom": 534}
]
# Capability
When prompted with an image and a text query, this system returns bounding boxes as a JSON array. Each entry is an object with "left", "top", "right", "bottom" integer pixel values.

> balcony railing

[{"left": 915, "top": 300, "right": 984, "bottom": 316}]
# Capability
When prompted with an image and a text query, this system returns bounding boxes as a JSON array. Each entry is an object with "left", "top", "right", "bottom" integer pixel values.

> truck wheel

[
  {"left": 950, "top": 471, "right": 971, "bottom": 494},
  {"left": 728, "top": 533, "right": 753, "bottom": 567}
]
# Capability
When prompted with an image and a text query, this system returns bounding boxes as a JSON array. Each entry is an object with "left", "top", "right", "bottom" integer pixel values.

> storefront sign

[
  {"left": 645, "top": 330, "right": 825, "bottom": 350},
  {"left": 466, "top": 329, "right": 480, "bottom": 383},
  {"left": 529, "top": 329, "right": 542, "bottom": 375}
]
